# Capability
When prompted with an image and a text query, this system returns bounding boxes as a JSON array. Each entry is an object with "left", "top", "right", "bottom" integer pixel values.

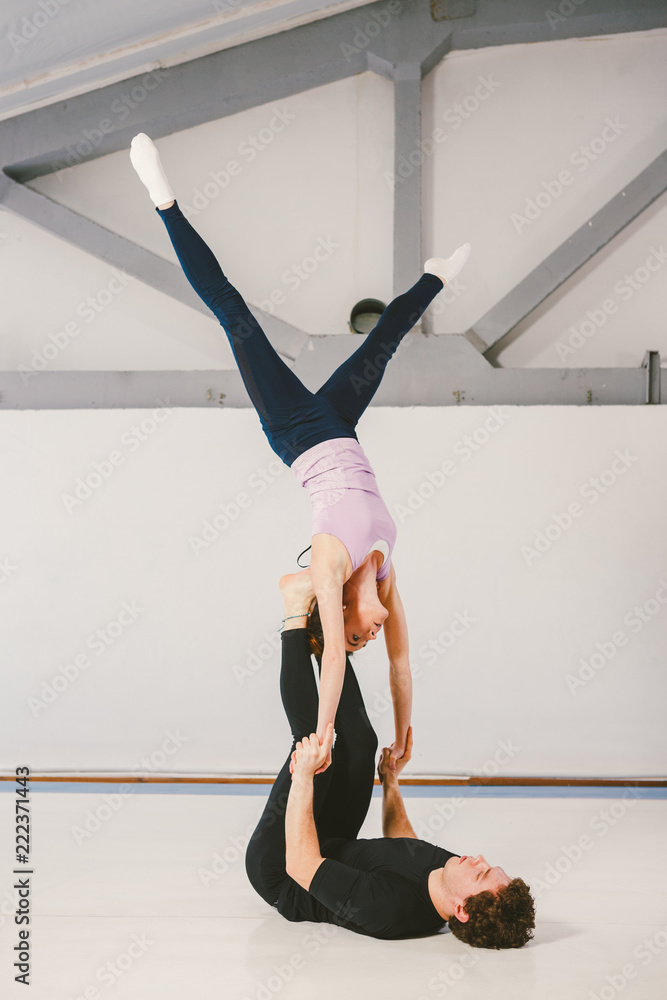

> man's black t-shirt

[{"left": 276, "top": 836, "right": 459, "bottom": 940}]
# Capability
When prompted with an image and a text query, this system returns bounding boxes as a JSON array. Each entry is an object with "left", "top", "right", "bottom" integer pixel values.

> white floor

[{"left": 1, "top": 787, "right": 666, "bottom": 1000}]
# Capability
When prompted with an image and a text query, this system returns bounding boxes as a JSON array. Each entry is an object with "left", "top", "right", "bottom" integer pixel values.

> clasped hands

[
  {"left": 377, "top": 725, "right": 413, "bottom": 783},
  {"left": 290, "top": 724, "right": 413, "bottom": 780},
  {"left": 290, "top": 723, "right": 335, "bottom": 778}
]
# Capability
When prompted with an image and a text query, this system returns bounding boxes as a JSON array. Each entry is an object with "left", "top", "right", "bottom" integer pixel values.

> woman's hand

[
  {"left": 378, "top": 726, "right": 413, "bottom": 782},
  {"left": 290, "top": 724, "right": 334, "bottom": 778},
  {"left": 313, "top": 728, "right": 333, "bottom": 775}
]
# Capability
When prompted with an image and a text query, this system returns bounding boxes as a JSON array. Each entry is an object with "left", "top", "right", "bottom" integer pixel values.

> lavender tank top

[{"left": 291, "top": 438, "right": 397, "bottom": 581}]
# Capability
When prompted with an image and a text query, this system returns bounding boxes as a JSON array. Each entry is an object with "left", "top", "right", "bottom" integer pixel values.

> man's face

[{"left": 444, "top": 854, "right": 511, "bottom": 902}]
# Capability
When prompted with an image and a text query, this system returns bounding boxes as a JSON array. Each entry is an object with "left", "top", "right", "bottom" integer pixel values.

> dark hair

[
  {"left": 305, "top": 597, "right": 324, "bottom": 660},
  {"left": 448, "top": 878, "right": 535, "bottom": 949}
]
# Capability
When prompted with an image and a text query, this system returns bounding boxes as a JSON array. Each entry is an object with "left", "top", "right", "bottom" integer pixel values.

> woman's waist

[
  {"left": 311, "top": 493, "right": 397, "bottom": 543},
  {"left": 292, "top": 438, "right": 376, "bottom": 486}
]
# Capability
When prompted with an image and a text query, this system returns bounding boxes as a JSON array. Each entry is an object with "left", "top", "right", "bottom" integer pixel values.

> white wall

[
  {"left": 2, "top": 406, "right": 665, "bottom": 777},
  {"left": 422, "top": 30, "right": 667, "bottom": 363},
  {"left": 2, "top": 31, "right": 666, "bottom": 778}
]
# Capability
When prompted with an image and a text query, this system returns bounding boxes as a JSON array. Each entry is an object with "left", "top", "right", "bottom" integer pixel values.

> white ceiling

[{"left": 0, "top": 0, "right": 369, "bottom": 121}]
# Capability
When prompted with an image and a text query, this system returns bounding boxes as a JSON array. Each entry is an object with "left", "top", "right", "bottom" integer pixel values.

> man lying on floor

[{"left": 245, "top": 628, "right": 535, "bottom": 948}]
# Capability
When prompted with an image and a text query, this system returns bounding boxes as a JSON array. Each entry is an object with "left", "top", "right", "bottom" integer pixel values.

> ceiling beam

[
  {"left": 0, "top": 173, "right": 309, "bottom": 360},
  {"left": 3, "top": 0, "right": 663, "bottom": 181},
  {"left": 3, "top": 0, "right": 665, "bottom": 127},
  {"left": 0, "top": 0, "right": 375, "bottom": 122},
  {"left": 453, "top": 0, "right": 667, "bottom": 48},
  {"left": 468, "top": 149, "right": 667, "bottom": 353},
  {"left": 0, "top": 0, "right": 665, "bottom": 408},
  {"left": 0, "top": 338, "right": 662, "bottom": 408}
]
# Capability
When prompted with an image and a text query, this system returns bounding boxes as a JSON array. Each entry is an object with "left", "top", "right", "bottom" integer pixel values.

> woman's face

[{"left": 342, "top": 596, "right": 388, "bottom": 652}]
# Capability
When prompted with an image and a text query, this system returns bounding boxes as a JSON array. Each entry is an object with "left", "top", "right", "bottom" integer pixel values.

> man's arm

[
  {"left": 377, "top": 728, "right": 417, "bottom": 839},
  {"left": 285, "top": 727, "right": 334, "bottom": 889},
  {"left": 381, "top": 774, "right": 418, "bottom": 839}
]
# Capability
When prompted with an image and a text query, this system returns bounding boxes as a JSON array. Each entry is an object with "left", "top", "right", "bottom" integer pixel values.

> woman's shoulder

[
  {"left": 311, "top": 532, "right": 353, "bottom": 579},
  {"left": 376, "top": 562, "right": 396, "bottom": 601}
]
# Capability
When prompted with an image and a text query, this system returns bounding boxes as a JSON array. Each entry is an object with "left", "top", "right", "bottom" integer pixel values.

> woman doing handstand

[{"left": 129, "top": 133, "right": 471, "bottom": 770}]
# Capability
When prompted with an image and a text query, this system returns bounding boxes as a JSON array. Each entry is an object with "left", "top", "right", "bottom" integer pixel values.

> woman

[{"left": 130, "top": 133, "right": 470, "bottom": 770}]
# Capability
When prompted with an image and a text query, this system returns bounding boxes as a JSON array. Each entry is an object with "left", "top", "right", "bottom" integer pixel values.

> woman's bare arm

[
  {"left": 309, "top": 535, "right": 349, "bottom": 768},
  {"left": 378, "top": 565, "right": 412, "bottom": 768}
]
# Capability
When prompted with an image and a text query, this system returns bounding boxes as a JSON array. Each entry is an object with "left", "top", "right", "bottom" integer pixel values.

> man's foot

[
  {"left": 130, "top": 133, "right": 176, "bottom": 208},
  {"left": 424, "top": 243, "right": 471, "bottom": 285}
]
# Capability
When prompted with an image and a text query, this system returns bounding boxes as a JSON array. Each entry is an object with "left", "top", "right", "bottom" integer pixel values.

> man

[{"left": 245, "top": 605, "right": 534, "bottom": 948}]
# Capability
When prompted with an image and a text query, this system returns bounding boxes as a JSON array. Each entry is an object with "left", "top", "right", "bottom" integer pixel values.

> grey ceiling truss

[{"left": 1, "top": 0, "right": 666, "bottom": 410}]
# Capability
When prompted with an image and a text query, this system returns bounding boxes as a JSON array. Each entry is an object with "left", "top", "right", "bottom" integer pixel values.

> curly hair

[{"left": 448, "top": 878, "right": 535, "bottom": 949}]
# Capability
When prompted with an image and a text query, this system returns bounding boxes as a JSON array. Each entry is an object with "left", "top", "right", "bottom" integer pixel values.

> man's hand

[
  {"left": 378, "top": 726, "right": 413, "bottom": 783},
  {"left": 290, "top": 724, "right": 334, "bottom": 779},
  {"left": 313, "top": 728, "right": 333, "bottom": 775}
]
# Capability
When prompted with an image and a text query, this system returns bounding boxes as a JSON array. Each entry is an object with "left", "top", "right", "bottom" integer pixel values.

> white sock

[
  {"left": 129, "top": 133, "right": 175, "bottom": 208},
  {"left": 424, "top": 243, "right": 471, "bottom": 285}
]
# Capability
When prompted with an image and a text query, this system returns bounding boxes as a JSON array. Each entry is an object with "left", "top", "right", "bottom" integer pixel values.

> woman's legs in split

[{"left": 130, "top": 134, "right": 470, "bottom": 457}]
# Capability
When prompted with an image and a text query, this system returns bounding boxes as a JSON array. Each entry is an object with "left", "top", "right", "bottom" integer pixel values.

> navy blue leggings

[{"left": 157, "top": 202, "right": 444, "bottom": 465}]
